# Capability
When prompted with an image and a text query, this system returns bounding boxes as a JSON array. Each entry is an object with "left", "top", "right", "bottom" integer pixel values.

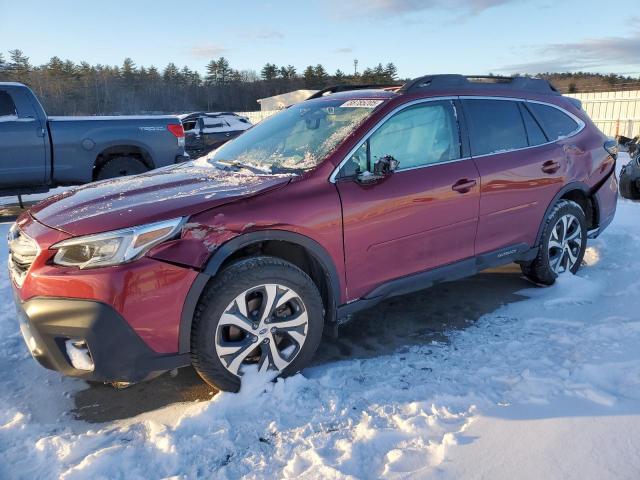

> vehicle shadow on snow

[{"left": 73, "top": 264, "right": 530, "bottom": 423}]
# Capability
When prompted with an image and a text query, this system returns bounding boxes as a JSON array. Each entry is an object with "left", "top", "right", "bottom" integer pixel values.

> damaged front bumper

[{"left": 13, "top": 292, "right": 190, "bottom": 383}]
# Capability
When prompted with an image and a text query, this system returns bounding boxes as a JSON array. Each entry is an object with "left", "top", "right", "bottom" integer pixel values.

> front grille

[{"left": 7, "top": 225, "right": 39, "bottom": 287}]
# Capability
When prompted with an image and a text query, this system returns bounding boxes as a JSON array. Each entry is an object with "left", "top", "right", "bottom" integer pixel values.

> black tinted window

[
  {"left": 463, "top": 100, "right": 528, "bottom": 156},
  {"left": 520, "top": 103, "right": 548, "bottom": 146},
  {"left": 0, "top": 91, "right": 17, "bottom": 117},
  {"left": 528, "top": 103, "right": 579, "bottom": 140}
]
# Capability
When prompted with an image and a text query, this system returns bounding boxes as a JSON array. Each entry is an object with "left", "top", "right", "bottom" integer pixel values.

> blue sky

[{"left": 1, "top": 0, "right": 639, "bottom": 78}]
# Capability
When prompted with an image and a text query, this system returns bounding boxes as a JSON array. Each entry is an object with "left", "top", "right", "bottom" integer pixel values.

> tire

[
  {"left": 191, "top": 256, "right": 324, "bottom": 392},
  {"left": 619, "top": 160, "right": 640, "bottom": 200},
  {"left": 95, "top": 156, "right": 148, "bottom": 180},
  {"left": 520, "top": 200, "right": 587, "bottom": 286}
]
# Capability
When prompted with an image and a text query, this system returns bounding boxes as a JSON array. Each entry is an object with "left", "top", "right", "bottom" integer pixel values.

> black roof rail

[
  {"left": 398, "top": 75, "right": 559, "bottom": 95},
  {"left": 307, "top": 84, "right": 402, "bottom": 100}
]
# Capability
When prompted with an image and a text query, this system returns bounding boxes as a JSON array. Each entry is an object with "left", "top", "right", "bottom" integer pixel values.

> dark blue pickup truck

[{"left": 0, "top": 82, "right": 189, "bottom": 196}]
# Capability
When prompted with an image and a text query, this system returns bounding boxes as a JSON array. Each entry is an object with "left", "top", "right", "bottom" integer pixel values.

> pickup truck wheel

[
  {"left": 95, "top": 156, "right": 148, "bottom": 180},
  {"left": 191, "top": 256, "right": 324, "bottom": 392},
  {"left": 521, "top": 200, "right": 587, "bottom": 286}
]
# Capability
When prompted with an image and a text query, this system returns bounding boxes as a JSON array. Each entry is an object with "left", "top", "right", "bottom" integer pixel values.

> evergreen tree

[
  {"left": 303, "top": 65, "right": 315, "bottom": 88},
  {"left": 8, "top": 49, "right": 30, "bottom": 82},
  {"left": 205, "top": 59, "right": 219, "bottom": 84},
  {"left": 372, "top": 63, "right": 385, "bottom": 82},
  {"left": 163, "top": 63, "right": 180, "bottom": 83},
  {"left": 261, "top": 63, "right": 278, "bottom": 81},
  {"left": 216, "top": 57, "right": 232, "bottom": 84},
  {"left": 279, "top": 65, "right": 297, "bottom": 79},
  {"left": 122, "top": 57, "right": 137, "bottom": 85},
  {"left": 384, "top": 62, "right": 397, "bottom": 81},
  {"left": 313, "top": 64, "right": 328, "bottom": 85}
]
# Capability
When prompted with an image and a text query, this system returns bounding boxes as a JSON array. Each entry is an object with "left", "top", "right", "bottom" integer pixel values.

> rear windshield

[{"left": 209, "top": 98, "right": 380, "bottom": 173}]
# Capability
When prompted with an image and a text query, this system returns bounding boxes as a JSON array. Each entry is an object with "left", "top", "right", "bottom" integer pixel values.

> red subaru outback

[{"left": 9, "top": 75, "right": 618, "bottom": 391}]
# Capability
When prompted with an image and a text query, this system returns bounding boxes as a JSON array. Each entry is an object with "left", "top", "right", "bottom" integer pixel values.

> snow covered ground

[{"left": 1, "top": 155, "right": 640, "bottom": 479}]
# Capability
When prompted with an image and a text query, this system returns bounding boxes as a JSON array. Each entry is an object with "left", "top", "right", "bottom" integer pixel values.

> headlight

[{"left": 51, "top": 218, "right": 184, "bottom": 269}]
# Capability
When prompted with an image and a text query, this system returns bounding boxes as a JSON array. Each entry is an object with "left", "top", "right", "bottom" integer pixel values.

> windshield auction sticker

[{"left": 340, "top": 99, "right": 384, "bottom": 108}]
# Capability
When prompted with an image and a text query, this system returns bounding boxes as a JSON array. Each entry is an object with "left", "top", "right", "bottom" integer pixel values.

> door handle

[
  {"left": 541, "top": 160, "right": 560, "bottom": 174},
  {"left": 451, "top": 178, "right": 477, "bottom": 193}
]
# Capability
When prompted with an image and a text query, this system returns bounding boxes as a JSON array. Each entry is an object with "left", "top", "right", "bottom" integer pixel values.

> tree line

[
  {"left": 0, "top": 49, "right": 638, "bottom": 115},
  {"left": 0, "top": 50, "right": 400, "bottom": 115}
]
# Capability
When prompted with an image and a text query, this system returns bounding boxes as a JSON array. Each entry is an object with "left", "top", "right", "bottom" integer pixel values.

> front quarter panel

[{"left": 152, "top": 163, "right": 347, "bottom": 302}]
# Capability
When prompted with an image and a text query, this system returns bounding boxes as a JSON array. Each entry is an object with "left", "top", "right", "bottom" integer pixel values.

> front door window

[{"left": 339, "top": 100, "right": 461, "bottom": 177}]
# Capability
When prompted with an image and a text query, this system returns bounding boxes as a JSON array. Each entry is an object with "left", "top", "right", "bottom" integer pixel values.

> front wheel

[
  {"left": 191, "top": 256, "right": 324, "bottom": 392},
  {"left": 521, "top": 200, "right": 587, "bottom": 285}
]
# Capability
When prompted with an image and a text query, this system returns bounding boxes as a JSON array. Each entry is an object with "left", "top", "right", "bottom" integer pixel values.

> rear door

[
  {"left": 462, "top": 98, "right": 567, "bottom": 254},
  {"left": 0, "top": 89, "right": 47, "bottom": 188},
  {"left": 335, "top": 99, "right": 480, "bottom": 300}
]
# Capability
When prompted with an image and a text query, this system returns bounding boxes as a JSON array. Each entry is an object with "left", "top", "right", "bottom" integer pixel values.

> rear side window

[
  {"left": 0, "top": 91, "right": 17, "bottom": 117},
  {"left": 463, "top": 99, "right": 528, "bottom": 156},
  {"left": 203, "top": 117, "right": 228, "bottom": 129},
  {"left": 527, "top": 103, "right": 579, "bottom": 140},
  {"left": 519, "top": 103, "right": 548, "bottom": 146}
]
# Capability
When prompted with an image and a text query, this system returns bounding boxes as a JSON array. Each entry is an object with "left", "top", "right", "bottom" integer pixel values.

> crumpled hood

[{"left": 30, "top": 161, "right": 291, "bottom": 236}]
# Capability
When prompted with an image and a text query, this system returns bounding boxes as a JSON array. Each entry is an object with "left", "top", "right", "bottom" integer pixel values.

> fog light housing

[
  {"left": 65, "top": 339, "right": 95, "bottom": 371},
  {"left": 19, "top": 323, "right": 41, "bottom": 356}
]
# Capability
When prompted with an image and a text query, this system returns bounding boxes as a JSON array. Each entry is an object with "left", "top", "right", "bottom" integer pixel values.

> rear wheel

[
  {"left": 95, "top": 156, "right": 148, "bottom": 180},
  {"left": 191, "top": 256, "right": 324, "bottom": 392},
  {"left": 521, "top": 200, "right": 587, "bottom": 285}
]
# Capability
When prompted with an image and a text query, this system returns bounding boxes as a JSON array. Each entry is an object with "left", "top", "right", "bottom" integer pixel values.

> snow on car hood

[{"left": 29, "top": 161, "right": 291, "bottom": 236}]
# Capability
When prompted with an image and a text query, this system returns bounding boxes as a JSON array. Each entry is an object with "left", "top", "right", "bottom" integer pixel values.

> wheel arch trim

[
  {"left": 178, "top": 230, "right": 342, "bottom": 353},
  {"left": 534, "top": 181, "right": 597, "bottom": 246}
]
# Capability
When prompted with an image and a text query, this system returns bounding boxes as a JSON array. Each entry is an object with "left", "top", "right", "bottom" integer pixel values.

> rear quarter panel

[
  {"left": 553, "top": 97, "right": 615, "bottom": 189},
  {"left": 48, "top": 116, "right": 184, "bottom": 184}
]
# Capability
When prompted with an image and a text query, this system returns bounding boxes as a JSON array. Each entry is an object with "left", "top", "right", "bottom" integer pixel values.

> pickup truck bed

[{"left": 0, "top": 82, "right": 189, "bottom": 195}]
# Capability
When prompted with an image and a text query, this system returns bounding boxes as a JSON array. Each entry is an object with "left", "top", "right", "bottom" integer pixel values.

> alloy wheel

[
  {"left": 214, "top": 284, "right": 308, "bottom": 376},
  {"left": 547, "top": 213, "right": 583, "bottom": 274}
]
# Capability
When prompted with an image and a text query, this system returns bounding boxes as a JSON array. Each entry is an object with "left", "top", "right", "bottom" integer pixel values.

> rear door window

[
  {"left": 527, "top": 102, "right": 579, "bottom": 140},
  {"left": 519, "top": 103, "right": 548, "bottom": 146},
  {"left": 463, "top": 99, "right": 528, "bottom": 156},
  {"left": 0, "top": 91, "right": 17, "bottom": 117}
]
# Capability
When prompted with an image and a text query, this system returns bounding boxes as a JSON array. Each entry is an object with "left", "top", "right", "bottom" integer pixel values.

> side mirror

[{"left": 356, "top": 155, "right": 399, "bottom": 184}]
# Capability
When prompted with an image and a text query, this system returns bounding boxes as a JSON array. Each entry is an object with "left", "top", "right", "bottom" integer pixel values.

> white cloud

[
  {"left": 500, "top": 31, "right": 640, "bottom": 73},
  {"left": 337, "top": 0, "right": 521, "bottom": 17},
  {"left": 254, "top": 29, "right": 285, "bottom": 40},
  {"left": 189, "top": 44, "right": 228, "bottom": 59}
]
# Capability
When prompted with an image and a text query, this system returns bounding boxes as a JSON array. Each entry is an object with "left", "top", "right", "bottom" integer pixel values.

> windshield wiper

[{"left": 214, "top": 159, "right": 271, "bottom": 174}]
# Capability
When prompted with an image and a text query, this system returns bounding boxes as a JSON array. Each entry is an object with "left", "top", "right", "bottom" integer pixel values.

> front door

[
  {"left": 0, "top": 89, "right": 46, "bottom": 188},
  {"left": 335, "top": 100, "right": 480, "bottom": 300}
]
